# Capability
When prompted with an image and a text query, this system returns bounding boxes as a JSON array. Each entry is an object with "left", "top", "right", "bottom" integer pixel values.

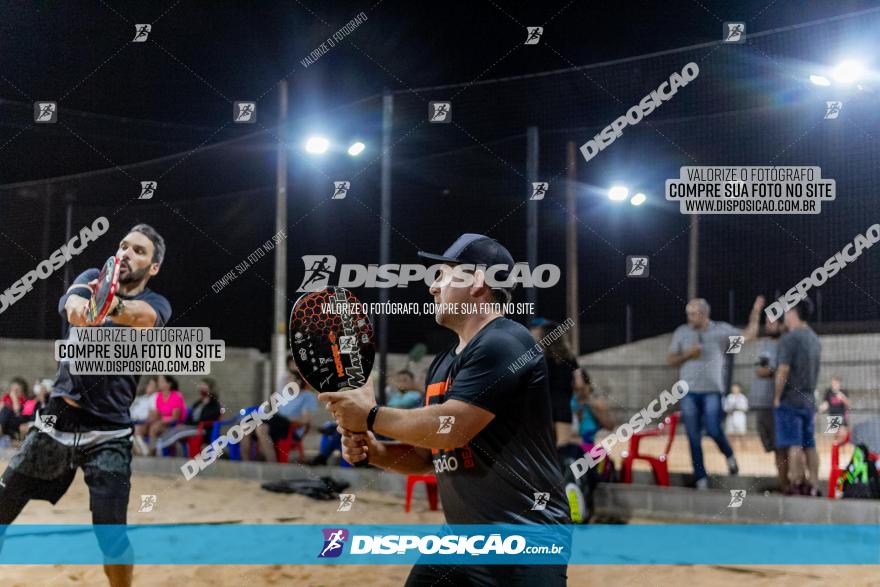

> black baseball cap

[{"left": 418, "top": 233, "right": 517, "bottom": 293}]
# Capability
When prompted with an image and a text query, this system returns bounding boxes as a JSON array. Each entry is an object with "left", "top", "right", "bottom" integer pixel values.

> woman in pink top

[{"left": 148, "top": 375, "right": 187, "bottom": 454}]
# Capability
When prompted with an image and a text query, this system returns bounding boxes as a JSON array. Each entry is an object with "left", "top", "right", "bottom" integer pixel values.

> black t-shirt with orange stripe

[{"left": 423, "top": 317, "right": 569, "bottom": 525}]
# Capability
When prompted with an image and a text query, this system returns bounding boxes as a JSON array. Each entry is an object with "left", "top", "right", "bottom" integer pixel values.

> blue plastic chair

[{"left": 212, "top": 406, "right": 259, "bottom": 461}]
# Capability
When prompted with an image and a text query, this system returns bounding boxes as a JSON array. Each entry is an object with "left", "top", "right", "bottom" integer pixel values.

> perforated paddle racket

[
  {"left": 87, "top": 256, "right": 121, "bottom": 325},
  {"left": 289, "top": 286, "right": 375, "bottom": 467}
]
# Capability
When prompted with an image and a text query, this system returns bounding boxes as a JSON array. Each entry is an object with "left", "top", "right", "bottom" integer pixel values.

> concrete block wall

[
  {"left": 0, "top": 337, "right": 268, "bottom": 412},
  {"left": 0, "top": 337, "right": 429, "bottom": 425},
  {"left": 580, "top": 332, "right": 880, "bottom": 420}
]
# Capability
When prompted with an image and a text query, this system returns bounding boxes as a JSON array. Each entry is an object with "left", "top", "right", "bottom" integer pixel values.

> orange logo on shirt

[{"left": 425, "top": 377, "right": 475, "bottom": 468}]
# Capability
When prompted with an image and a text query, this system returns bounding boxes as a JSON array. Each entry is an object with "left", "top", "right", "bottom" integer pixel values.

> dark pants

[
  {"left": 680, "top": 391, "right": 734, "bottom": 480},
  {"left": 0, "top": 429, "right": 132, "bottom": 561},
  {"left": 0, "top": 407, "right": 25, "bottom": 438},
  {"left": 406, "top": 563, "right": 567, "bottom": 586}
]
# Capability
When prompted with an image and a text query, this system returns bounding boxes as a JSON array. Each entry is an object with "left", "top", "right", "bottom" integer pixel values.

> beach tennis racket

[
  {"left": 87, "top": 256, "right": 121, "bottom": 325},
  {"left": 289, "top": 286, "right": 375, "bottom": 466}
]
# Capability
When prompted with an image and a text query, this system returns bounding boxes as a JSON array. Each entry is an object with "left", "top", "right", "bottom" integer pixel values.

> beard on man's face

[{"left": 119, "top": 261, "right": 150, "bottom": 285}]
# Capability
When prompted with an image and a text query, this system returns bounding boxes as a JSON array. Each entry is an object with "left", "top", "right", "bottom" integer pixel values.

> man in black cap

[{"left": 320, "top": 233, "right": 569, "bottom": 586}]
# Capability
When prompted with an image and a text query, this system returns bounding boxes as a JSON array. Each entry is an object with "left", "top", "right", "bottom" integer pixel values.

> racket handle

[{"left": 343, "top": 427, "right": 370, "bottom": 468}]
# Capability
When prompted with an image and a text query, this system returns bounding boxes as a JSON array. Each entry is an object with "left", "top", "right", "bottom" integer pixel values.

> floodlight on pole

[
  {"left": 305, "top": 136, "right": 330, "bottom": 154},
  {"left": 608, "top": 185, "right": 629, "bottom": 201},
  {"left": 832, "top": 60, "right": 865, "bottom": 84}
]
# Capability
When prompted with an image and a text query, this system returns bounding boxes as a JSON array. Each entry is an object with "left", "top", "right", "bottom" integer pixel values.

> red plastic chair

[
  {"left": 185, "top": 420, "right": 217, "bottom": 458},
  {"left": 405, "top": 475, "right": 439, "bottom": 512},
  {"left": 621, "top": 412, "right": 680, "bottom": 486},
  {"left": 275, "top": 422, "right": 310, "bottom": 463},
  {"left": 828, "top": 430, "right": 880, "bottom": 499}
]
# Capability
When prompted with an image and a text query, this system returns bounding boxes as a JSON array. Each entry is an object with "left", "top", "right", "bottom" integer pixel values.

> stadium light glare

[
  {"left": 347, "top": 142, "right": 365, "bottom": 156},
  {"left": 832, "top": 60, "right": 865, "bottom": 84},
  {"left": 809, "top": 74, "right": 831, "bottom": 86},
  {"left": 305, "top": 136, "right": 330, "bottom": 154},
  {"left": 630, "top": 193, "right": 647, "bottom": 206},
  {"left": 608, "top": 186, "right": 629, "bottom": 201}
]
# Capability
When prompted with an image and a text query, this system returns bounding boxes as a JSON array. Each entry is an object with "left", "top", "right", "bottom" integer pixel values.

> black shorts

[
  {"left": 405, "top": 563, "right": 567, "bottom": 587},
  {"left": 267, "top": 414, "right": 298, "bottom": 442},
  {"left": 0, "top": 428, "right": 132, "bottom": 519}
]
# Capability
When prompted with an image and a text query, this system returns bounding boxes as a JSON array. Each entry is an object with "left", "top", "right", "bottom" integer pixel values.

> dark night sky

[{"left": 1, "top": 0, "right": 879, "bottom": 353}]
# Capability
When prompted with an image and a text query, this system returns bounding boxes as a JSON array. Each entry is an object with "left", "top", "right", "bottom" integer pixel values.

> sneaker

[
  {"left": 695, "top": 477, "right": 709, "bottom": 490},
  {"left": 727, "top": 456, "right": 739, "bottom": 476}
]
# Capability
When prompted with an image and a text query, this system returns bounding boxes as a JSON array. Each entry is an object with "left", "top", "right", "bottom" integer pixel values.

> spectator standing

[
  {"left": 774, "top": 298, "right": 822, "bottom": 496},
  {"left": 667, "top": 296, "right": 764, "bottom": 489},
  {"left": 723, "top": 383, "right": 749, "bottom": 450},
  {"left": 750, "top": 316, "right": 788, "bottom": 491},
  {"left": 819, "top": 376, "right": 850, "bottom": 441}
]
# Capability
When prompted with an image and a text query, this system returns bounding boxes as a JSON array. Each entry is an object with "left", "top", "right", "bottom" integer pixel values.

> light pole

[{"left": 272, "top": 80, "right": 289, "bottom": 400}]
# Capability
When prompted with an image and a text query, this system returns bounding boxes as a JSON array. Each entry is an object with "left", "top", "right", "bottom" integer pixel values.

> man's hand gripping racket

[
  {"left": 289, "top": 287, "right": 376, "bottom": 467},
  {"left": 85, "top": 256, "right": 121, "bottom": 326}
]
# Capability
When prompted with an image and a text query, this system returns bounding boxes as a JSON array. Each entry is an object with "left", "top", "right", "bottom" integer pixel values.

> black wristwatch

[
  {"left": 366, "top": 405, "right": 382, "bottom": 432},
  {"left": 110, "top": 299, "right": 125, "bottom": 317}
]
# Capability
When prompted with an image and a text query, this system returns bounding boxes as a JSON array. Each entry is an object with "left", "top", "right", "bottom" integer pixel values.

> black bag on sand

[
  {"left": 261, "top": 476, "right": 350, "bottom": 500},
  {"left": 841, "top": 444, "right": 880, "bottom": 499}
]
